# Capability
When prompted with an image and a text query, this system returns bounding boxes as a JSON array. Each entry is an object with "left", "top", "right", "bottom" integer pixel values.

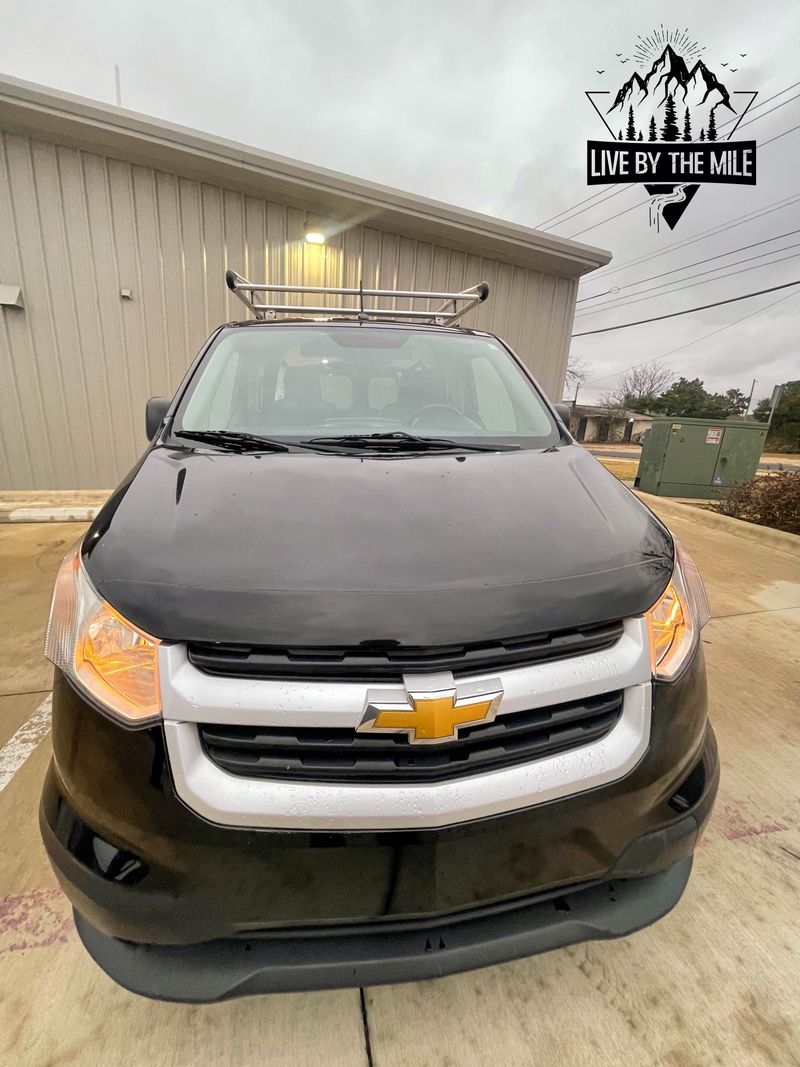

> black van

[{"left": 40, "top": 273, "right": 718, "bottom": 1002}]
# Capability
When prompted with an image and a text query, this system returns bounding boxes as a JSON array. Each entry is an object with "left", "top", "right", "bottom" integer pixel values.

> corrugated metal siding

[{"left": 0, "top": 131, "right": 577, "bottom": 490}]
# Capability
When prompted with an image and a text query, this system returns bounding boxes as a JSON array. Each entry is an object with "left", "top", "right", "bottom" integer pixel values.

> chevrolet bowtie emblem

[{"left": 358, "top": 673, "right": 503, "bottom": 745}]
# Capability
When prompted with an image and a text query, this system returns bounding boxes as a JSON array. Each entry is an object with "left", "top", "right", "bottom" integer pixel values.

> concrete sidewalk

[
  {"left": 0, "top": 507, "right": 798, "bottom": 1066},
  {"left": 0, "top": 491, "right": 109, "bottom": 523}
]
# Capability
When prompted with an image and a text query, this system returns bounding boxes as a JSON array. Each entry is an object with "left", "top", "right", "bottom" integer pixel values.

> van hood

[{"left": 83, "top": 444, "right": 672, "bottom": 646}]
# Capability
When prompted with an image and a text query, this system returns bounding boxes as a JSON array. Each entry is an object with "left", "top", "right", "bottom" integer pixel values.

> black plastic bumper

[
  {"left": 41, "top": 649, "right": 718, "bottom": 999},
  {"left": 72, "top": 857, "right": 693, "bottom": 1002}
]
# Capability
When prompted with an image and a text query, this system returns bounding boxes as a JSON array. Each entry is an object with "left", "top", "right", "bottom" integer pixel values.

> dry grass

[{"left": 596, "top": 458, "right": 638, "bottom": 481}]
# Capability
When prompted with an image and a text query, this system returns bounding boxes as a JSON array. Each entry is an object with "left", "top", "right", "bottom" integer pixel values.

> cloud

[{"left": 1, "top": 0, "right": 798, "bottom": 399}]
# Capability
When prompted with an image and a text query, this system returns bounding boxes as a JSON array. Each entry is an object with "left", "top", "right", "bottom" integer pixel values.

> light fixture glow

[{"left": 304, "top": 230, "right": 325, "bottom": 245}]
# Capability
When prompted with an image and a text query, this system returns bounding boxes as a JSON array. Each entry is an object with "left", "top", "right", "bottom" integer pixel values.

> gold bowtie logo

[{"left": 359, "top": 679, "right": 503, "bottom": 745}]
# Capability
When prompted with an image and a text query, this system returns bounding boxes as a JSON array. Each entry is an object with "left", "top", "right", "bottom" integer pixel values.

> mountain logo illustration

[{"left": 585, "top": 29, "right": 758, "bottom": 231}]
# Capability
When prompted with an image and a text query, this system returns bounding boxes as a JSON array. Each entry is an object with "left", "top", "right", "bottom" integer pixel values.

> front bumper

[
  {"left": 40, "top": 644, "right": 716, "bottom": 930},
  {"left": 71, "top": 858, "right": 693, "bottom": 1002},
  {"left": 41, "top": 649, "right": 717, "bottom": 996}
]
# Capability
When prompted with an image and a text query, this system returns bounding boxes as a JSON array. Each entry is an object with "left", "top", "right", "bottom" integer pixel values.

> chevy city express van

[{"left": 40, "top": 273, "right": 718, "bottom": 1001}]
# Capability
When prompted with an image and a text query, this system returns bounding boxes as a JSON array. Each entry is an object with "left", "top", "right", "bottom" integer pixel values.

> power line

[
  {"left": 575, "top": 244, "right": 800, "bottom": 318},
  {"left": 567, "top": 193, "right": 650, "bottom": 238},
  {"left": 718, "top": 78, "right": 800, "bottom": 132},
  {"left": 721, "top": 81, "right": 800, "bottom": 131},
  {"left": 760, "top": 120, "right": 800, "bottom": 148},
  {"left": 589, "top": 191, "right": 800, "bottom": 280},
  {"left": 540, "top": 187, "right": 633, "bottom": 231},
  {"left": 540, "top": 78, "right": 800, "bottom": 233},
  {"left": 571, "top": 279, "right": 800, "bottom": 337},
  {"left": 740, "top": 91, "right": 800, "bottom": 129},
  {"left": 583, "top": 288, "right": 800, "bottom": 386},
  {"left": 579, "top": 226, "right": 800, "bottom": 299},
  {"left": 536, "top": 185, "right": 631, "bottom": 229}
]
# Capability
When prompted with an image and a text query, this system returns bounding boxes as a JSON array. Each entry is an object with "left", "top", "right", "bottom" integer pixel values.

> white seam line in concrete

[{"left": 0, "top": 694, "right": 52, "bottom": 792}]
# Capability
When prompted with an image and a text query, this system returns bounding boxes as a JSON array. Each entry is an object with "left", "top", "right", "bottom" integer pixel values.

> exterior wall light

[{"left": 304, "top": 215, "right": 326, "bottom": 245}]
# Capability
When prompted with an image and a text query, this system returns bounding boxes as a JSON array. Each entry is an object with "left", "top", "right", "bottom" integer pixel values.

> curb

[
  {"left": 636, "top": 492, "right": 800, "bottom": 556},
  {"left": 0, "top": 506, "right": 100, "bottom": 524}
]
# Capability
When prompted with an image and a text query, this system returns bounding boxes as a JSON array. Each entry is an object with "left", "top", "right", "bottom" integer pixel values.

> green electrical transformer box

[{"left": 635, "top": 417, "right": 767, "bottom": 498}]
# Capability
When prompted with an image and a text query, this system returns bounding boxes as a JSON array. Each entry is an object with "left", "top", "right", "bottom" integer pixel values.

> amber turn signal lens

[
  {"left": 75, "top": 602, "right": 160, "bottom": 722},
  {"left": 645, "top": 544, "right": 708, "bottom": 682},
  {"left": 45, "top": 544, "right": 162, "bottom": 726},
  {"left": 647, "top": 581, "right": 687, "bottom": 672}
]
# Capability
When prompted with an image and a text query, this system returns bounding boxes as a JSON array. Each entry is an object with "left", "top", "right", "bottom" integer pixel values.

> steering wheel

[{"left": 409, "top": 404, "right": 483, "bottom": 432}]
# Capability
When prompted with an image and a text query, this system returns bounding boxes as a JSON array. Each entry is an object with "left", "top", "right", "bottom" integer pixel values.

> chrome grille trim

[
  {"left": 160, "top": 616, "right": 647, "bottom": 728},
  {"left": 161, "top": 616, "right": 652, "bottom": 830}
]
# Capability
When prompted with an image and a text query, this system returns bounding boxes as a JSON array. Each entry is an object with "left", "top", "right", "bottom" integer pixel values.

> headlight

[
  {"left": 646, "top": 543, "right": 710, "bottom": 682},
  {"left": 44, "top": 543, "right": 161, "bottom": 726}
]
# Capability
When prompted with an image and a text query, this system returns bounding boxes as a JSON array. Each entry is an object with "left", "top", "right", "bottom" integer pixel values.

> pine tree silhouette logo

[{"left": 586, "top": 27, "right": 759, "bottom": 231}]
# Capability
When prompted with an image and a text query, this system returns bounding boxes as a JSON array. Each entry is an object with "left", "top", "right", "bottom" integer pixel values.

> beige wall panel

[
  {"left": 4, "top": 135, "right": 77, "bottom": 487},
  {"left": 0, "top": 135, "right": 40, "bottom": 487},
  {"left": 0, "top": 132, "right": 577, "bottom": 488}
]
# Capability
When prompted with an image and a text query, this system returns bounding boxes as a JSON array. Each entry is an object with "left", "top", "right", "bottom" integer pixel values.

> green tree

[
  {"left": 707, "top": 109, "right": 717, "bottom": 141},
  {"left": 648, "top": 115, "right": 657, "bottom": 141},
  {"left": 661, "top": 93, "right": 679, "bottom": 141},
  {"left": 725, "top": 388, "right": 749, "bottom": 415},
  {"left": 626, "top": 105, "right": 637, "bottom": 140},
  {"left": 683, "top": 107, "right": 692, "bottom": 141},
  {"left": 651, "top": 377, "right": 732, "bottom": 418},
  {"left": 752, "top": 381, "right": 800, "bottom": 449}
]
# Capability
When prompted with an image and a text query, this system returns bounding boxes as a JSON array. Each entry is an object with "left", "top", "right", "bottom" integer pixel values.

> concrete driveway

[{"left": 1, "top": 509, "right": 799, "bottom": 1066}]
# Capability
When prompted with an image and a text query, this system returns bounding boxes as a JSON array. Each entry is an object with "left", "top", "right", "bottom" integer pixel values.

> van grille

[
  {"left": 187, "top": 620, "right": 624, "bottom": 683},
  {"left": 198, "top": 691, "right": 624, "bottom": 784}
]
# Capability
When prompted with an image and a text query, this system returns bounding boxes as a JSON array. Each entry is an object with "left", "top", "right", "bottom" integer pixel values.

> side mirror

[
  {"left": 554, "top": 403, "right": 572, "bottom": 429},
  {"left": 145, "top": 396, "right": 170, "bottom": 440}
]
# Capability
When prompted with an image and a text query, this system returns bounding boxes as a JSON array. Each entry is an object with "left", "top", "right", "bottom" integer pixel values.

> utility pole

[
  {"left": 745, "top": 378, "right": 757, "bottom": 415},
  {"left": 114, "top": 64, "right": 122, "bottom": 107},
  {"left": 767, "top": 384, "right": 784, "bottom": 427}
]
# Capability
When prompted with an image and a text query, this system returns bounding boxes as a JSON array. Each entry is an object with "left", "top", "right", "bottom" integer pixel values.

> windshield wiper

[
  {"left": 174, "top": 428, "right": 520, "bottom": 455},
  {"left": 302, "top": 432, "right": 520, "bottom": 453},
  {"left": 173, "top": 430, "right": 290, "bottom": 453}
]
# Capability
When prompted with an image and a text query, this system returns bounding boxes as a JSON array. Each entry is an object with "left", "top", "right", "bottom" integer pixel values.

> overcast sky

[{"left": 2, "top": 0, "right": 798, "bottom": 405}]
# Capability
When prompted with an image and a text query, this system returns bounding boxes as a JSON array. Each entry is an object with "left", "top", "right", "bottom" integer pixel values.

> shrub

[
  {"left": 715, "top": 471, "right": 800, "bottom": 535},
  {"left": 765, "top": 435, "right": 800, "bottom": 454}
]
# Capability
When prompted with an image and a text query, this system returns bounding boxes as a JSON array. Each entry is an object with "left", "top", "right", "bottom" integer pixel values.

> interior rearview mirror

[{"left": 145, "top": 396, "right": 170, "bottom": 440}]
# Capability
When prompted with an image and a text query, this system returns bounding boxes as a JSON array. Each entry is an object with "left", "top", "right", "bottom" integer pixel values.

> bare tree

[
  {"left": 599, "top": 362, "right": 674, "bottom": 414},
  {"left": 565, "top": 354, "right": 590, "bottom": 389},
  {"left": 564, "top": 354, "right": 590, "bottom": 406}
]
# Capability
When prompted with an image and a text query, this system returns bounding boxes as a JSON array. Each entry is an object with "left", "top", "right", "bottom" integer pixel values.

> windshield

[{"left": 174, "top": 325, "right": 558, "bottom": 447}]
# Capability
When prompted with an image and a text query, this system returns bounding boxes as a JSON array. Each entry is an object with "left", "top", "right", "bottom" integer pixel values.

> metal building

[{"left": 0, "top": 74, "right": 610, "bottom": 490}]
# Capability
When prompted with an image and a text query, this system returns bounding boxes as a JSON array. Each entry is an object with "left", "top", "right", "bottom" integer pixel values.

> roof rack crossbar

[
  {"left": 249, "top": 304, "right": 460, "bottom": 319},
  {"left": 225, "top": 269, "right": 489, "bottom": 325}
]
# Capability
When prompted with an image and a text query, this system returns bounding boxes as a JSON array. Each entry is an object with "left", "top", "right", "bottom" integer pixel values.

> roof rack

[{"left": 224, "top": 269, "right": 489, "bottom": 325}]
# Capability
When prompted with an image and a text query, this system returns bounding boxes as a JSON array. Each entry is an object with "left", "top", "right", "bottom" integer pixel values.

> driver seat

[{"left": 381, "top": 366, "right": 447, "bottom": 422}]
